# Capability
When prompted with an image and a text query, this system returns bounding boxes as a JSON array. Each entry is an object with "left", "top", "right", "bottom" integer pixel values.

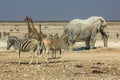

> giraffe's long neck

[{"left": 31, "top": 20, "right": 38, "bottom": 33}]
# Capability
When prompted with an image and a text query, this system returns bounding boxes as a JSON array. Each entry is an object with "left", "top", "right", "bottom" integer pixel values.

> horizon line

[{"left": 0, "top": 20, "right": 120, "bottom": 22}]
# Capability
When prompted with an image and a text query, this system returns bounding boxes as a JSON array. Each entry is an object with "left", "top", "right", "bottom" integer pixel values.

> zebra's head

[
  {"left": 7, "top": 36, "right": 17, "bottom": 50},
  {"left": 62, "top": 31, "right": 75, "bottom": 44},
  {"left": 67, "top": 32, "right": 75, "bottom": 44}
]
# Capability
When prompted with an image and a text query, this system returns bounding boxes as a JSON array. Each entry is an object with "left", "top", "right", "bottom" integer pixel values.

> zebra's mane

[
  {"left": 8, "top": 36, "right": 18, "bottom": 40},
  {"left": 61, "top": 31, "right": 73, "bottom": 38}
]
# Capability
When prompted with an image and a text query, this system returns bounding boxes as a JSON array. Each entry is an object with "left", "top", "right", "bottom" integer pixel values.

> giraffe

[
  {"left": 24, "top": 16, "right": 43, "bottom": 43},
  {"left": 24, "top": 16, "right": 33, "bottom": 34},
  {"left": 30, "top": 18, "right": 38, "bottom": 33},
  {"left": 29, "top": 17, "right": 43, "bottom": 42}
]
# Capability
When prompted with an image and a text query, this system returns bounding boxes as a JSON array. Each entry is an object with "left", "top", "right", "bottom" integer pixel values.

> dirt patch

[{"left": 0, "top": 47, "right": 120, "bottom": 80}]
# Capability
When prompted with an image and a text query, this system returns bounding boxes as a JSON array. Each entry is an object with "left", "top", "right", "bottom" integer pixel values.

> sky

[{"left": 0, "top": 0, "right": 120, "bottom": 21}]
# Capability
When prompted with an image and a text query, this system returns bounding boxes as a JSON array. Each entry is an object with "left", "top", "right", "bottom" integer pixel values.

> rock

[
  {"left": 75, "top": 64, "right": 83, "bottom": 68},
  {"left": 93, "top": 62, "right": 104, "bottom": 65},
  {"left": 92, "top": 70, "right": 104, "bottom": 74}
]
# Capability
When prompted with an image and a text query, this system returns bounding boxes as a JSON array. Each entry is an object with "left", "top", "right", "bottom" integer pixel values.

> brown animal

[
  {"left": 24, "top": 16, "right": 43, "bottom": 43},
  {"left": 24, "top": 16, "right": 33, "bottom": 34}
]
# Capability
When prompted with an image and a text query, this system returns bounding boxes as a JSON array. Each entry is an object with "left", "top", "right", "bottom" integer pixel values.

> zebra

[
  {"left": 7, "top": 36, "right": 40, "bottom": 65},
  {"left": 41, "top": 32, "right": 75, "bottom": 64}
]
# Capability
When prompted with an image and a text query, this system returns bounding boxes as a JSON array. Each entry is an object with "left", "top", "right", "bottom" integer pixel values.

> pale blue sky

[{"left": 0, "top": 0, "right": 120, "bottom": 21}]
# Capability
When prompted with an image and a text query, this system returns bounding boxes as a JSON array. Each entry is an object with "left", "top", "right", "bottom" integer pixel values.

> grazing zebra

[
  {"left": 41, "top": 32, "right": 75, "bottom": 64},
  {"left": 7, "top": 36, "right": 40, "bottom": 65}
]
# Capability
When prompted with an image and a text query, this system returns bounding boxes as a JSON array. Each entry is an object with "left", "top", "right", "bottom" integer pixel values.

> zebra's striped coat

[
  {"left": 41, "top": 32, "right": 75, "bottom": 63},
  {"left": 7, "top": 36, "right": 40, "bottom": 65}
]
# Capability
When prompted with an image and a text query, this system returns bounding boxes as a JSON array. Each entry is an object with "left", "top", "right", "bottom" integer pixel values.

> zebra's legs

[
  {"left": 29, "top": 51, "right": 34, "bottom": 64},
  {"left": 29, "top": 51, "right": 39, "bottom": 65},
  {"left": 43, "top": 50, "right": 49, "bottom": 64},
  {"left": 55, "top": 50, "right": 57, "bottom": 58},
  {"left": 51, "top": 50, "right": 56, "bottom": 59},
  {"left": 54, "top": 50, "right": 57, "bottom": 58},
  {"left": 35, "top": 51, "right": 39, "bottom": 64},
  {"left": 16, "top": 50, "right": 21, "bottom": 65},
  {"left": 68, "top": 43, "right": 73, "bottom": 51},
  {"left": 60, "top": 49, "right": 64, "bottom": 62}
]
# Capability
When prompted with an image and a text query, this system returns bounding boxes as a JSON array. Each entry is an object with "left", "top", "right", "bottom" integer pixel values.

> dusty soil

[{"left": 0, "top": 39, "right": 120, "bottom": 80}]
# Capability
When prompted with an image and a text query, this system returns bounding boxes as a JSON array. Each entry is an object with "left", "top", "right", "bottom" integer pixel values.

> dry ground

[{"left": 0, "top": 39, "right": 120, "bottom": 80}]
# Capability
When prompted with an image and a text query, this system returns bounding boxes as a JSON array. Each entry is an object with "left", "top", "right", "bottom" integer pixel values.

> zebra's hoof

[
  {"left": 29, "top": 62, "right": 32, "bottom": 65},
  {"left": 18, "top": 62, "right": 21, "bottom": 65}
]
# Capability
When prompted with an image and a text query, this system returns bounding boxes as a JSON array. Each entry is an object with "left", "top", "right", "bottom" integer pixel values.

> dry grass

[{"left": 107, "top": 21, "right": 120, "bottom": 25}]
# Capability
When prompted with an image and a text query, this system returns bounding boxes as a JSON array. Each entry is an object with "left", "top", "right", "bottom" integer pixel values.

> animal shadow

[
  {"left": 73, "top": 47, "right": 86, "bottom": 51},
  {"left": 10, "top": 62, "right": 41, "bottom": 65},
  {"left": 73, "top": 47, "right": 97, "bottom": 51},
  {"left": 49, "top": 59, "right": 76, "bottom": 64}
]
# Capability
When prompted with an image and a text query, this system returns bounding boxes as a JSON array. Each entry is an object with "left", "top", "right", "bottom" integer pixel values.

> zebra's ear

[{"left": 8, "top": 36, "right": 12, "bottom": 39}]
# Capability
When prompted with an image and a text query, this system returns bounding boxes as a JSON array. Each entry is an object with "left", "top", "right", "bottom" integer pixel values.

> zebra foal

[
  {"left": 41, "top": 32, "right": 75, "bottom": 64},
  {"left": 7, "top": 36, "right": 40, "bottom": 65}
]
